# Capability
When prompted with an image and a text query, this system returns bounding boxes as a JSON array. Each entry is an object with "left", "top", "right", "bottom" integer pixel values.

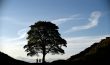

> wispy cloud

[
  {"left": 51, "top": 14, "right": 83, "bottom": 25},
  {"left": 16, "top": 28, "right": 28, "bottom": 40},
  {"left": 2, "top": 28, "right": 29, "bottom": 42},
  {"left": 65, "top": 11, "right": 102, "bottom": 33}
]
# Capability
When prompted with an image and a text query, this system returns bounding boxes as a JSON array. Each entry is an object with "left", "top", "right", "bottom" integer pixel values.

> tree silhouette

[{"left": 24, "top": 21, "right": 67, "bottom": 63}]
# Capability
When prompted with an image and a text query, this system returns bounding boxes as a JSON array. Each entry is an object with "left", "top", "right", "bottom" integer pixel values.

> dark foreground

[{"left": 0, "top": 37, "right": 110, "bottom": 65}]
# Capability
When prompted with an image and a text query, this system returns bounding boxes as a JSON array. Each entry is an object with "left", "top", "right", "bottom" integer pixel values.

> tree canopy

[{"left": 24, "top": 21, "right": 67, "bottom": 63}]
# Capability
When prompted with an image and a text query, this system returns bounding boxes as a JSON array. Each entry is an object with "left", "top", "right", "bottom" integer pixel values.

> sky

[{"left": 0, "top": 0, "right": 110, "bottom": 63}]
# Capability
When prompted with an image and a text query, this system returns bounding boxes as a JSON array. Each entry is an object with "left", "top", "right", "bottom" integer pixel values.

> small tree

[{"left": 24, "top": 21, "right": 67, "bottom": 63}]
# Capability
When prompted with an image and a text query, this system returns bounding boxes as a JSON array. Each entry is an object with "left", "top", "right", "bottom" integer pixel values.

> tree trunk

[
  {"left": 42, "top": 35, "right": 46, "bottom": 63},
  {"left": 42, "top": 45, "right": 46, "bottom": 63},
  {"left": 42, "top": 53, "right": 46, "bottom": 63}
]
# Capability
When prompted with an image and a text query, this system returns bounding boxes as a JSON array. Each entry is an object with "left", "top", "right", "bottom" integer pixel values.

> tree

[{"left": 24, "top": 21, "right": 67, "bottom": 63}]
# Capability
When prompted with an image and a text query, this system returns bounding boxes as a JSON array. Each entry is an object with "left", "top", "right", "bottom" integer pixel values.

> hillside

[
  {"left": 0, "top": 51, "right": 28, "bottom": 65},
  {"left": 0, "top": 51, "right": 49, "bottom": 65},
  {"left": 67, "top": 37, "right": 110, "bottom": 65}
]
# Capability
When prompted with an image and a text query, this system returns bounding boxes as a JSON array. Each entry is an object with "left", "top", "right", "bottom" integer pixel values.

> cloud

[
  {"left": 16, "top": 28, "right": 28, "bottom": 40},
  {"left": 51, "top": 14, "right": 83, "bottom": 25},
  {"left": 5, "top": 28, "right": 29, "bottom": 41},
  {"left": 65, "top": 11, "right": 102, "bottom": 33}
]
